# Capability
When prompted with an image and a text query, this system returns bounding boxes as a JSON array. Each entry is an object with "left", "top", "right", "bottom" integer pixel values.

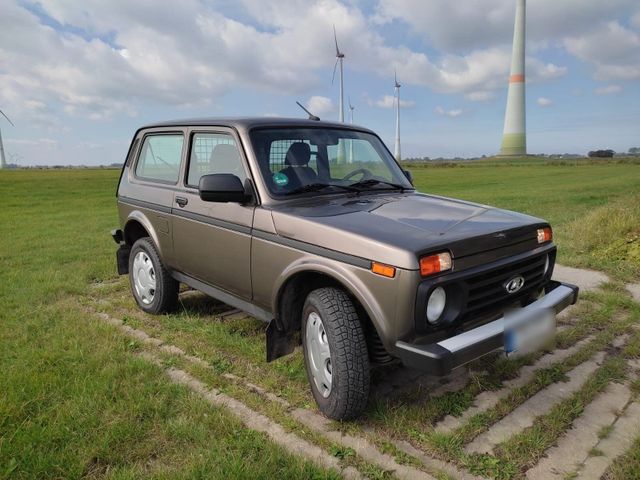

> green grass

[
  {"left": 2, "top": 163, "right": 640, "bottom": 479},
  {"left": 0, "top": 169, "right": 338, "bottom": 479},
  {"left": 406, "top": 160, "right": 640, "bottom": 282}
]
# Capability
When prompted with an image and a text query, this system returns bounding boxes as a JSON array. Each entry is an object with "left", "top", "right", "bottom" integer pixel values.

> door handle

[{"left": 175, "top": 196, "right": 188, "bottom": 208}]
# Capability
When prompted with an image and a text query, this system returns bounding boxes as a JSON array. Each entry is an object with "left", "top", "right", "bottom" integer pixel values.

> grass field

[
  {"left": 1, "top": 162, "right": 639, "bottom": 479},
  {"left": 406, "top": 159, "right": 640, "bottom": 282}
]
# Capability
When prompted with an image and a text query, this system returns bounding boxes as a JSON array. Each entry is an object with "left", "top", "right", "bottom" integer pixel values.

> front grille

[{"left": 462, "top": 254, "right": 547, "bottom": 316}]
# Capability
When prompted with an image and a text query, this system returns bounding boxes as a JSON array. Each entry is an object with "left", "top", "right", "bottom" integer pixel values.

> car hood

[{"left": 270, "top": 192, "right": 547, "bottom": 270}]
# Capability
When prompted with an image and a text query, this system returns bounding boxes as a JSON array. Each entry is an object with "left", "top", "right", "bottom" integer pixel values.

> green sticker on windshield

[{"left": 273, "top": 172, "right": 289, "bottom": 186}]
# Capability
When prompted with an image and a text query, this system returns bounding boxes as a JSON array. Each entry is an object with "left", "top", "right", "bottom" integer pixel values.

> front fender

[{"left": 271, "top": 256, "right": 396, "bottom": 346}]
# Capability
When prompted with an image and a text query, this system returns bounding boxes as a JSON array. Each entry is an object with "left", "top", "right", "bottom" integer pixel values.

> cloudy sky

[{"left": 1, "top": 0, "right": 639, "bottom": 165}]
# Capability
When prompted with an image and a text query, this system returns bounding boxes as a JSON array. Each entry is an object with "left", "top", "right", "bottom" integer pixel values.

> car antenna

[{"left": 296, "top": 101, "right": 320, "bottom": 121}]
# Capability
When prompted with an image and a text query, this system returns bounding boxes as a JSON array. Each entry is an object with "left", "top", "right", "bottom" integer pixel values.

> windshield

[{"left": 249, "top": 127, "right": 413, "bottom": 196}]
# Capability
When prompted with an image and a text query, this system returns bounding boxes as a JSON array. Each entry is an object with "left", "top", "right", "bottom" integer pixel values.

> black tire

[
  {"left": 128, "top": 237, "right": 178, "bottom": 314},
  {"left": 301, "top": 287, "right": 370, "bottom": 420}
]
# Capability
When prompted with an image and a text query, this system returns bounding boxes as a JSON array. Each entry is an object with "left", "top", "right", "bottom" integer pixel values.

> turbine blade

[
  {"left": 333, "top": 25, "right": 340, "bottom": 55},
  {"left": 331, "top": 58, "right": 339, "bottom": 85},
  {"left": 0, "top": 109, "right": 14, "bottom": 127},
  {"left": 394, "top": 69, "right": 397, "bottom": 85}
]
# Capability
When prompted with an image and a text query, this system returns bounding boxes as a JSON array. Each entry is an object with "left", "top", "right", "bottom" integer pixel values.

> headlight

[
  {"left": 427, "top": 287, "right": 447, "bottom": 324},
  {"left": 420, "top": 252, "right": 452, "bottom": 277},
  {"left": 537, "top": 227, "right": 552, "bottom": 244}
]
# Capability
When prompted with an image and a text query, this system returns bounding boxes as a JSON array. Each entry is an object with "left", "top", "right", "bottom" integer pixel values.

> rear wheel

[
  {"left": 129, "top": 237, "right": 178, "bottom": 314},
  {"left": 302, "top": 287, "right": 370, "bottom": 420}
]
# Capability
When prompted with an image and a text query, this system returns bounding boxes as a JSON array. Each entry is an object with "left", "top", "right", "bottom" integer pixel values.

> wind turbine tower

[
  {"left": 348, "top": 98, "right": 355, "bottom": 163},
  {"left": 0, "top": 109, "right": 14, "bottom": 170},
  {"left": 394, "top": 71, "right": 402, "bottom": 162},
  {"left": 332, "top": 26, "right": 345, "bottom": 123},
  {"left": 500, "top": 0, "right": 527, "bottom": 156}
]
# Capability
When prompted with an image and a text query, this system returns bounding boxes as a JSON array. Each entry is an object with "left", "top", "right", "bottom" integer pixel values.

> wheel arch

[
  {"left": 123, "top": 211, "right": 162, "bottom": 255},
  {"left": 271, "top": 260, "right": 391, "bottom": 351}
]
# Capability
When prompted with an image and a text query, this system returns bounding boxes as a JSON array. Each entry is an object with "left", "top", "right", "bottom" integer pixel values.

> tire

[
  {"left": 301, "top": 287, "right": 370, "bottom": 420},
  {"left": 128, "top": 237, "right": 178, "bottom": 314}
]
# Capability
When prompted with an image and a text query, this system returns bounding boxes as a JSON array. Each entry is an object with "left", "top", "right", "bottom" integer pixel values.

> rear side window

[
  {"left": 135, "top": 134, "right": 184, "bottom": 183},
  {"left": 187, "top": 133, "right": 247, "bottom": 187}
]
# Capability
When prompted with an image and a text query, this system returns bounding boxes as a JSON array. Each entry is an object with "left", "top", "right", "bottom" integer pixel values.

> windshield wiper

[
  {"left": 283, "top": 183, "right": 360, "bottom": 196},
  {"left": 348, "top": 179, "right": 408, "bottom": 191}
]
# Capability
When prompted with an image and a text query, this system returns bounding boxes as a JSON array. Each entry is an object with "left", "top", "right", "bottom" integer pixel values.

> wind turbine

[
  {"left": 393, "top": 71, "right": 402, "bottom": 162},
  {"left": 0, "top": 108, "right": 14, "bottom": 170},
  {"left": 348, "top": 97, "right": 355, "bottom": 163},
  {"left": 332, "top": 25, "right": 345, "bottom": 123},
  {"left": 500, "top": 0, "right": 527, "bottom": 156}
]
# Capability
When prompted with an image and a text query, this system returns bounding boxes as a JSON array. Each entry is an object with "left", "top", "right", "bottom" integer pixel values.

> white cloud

[
  {"left": 595, "top": 85, "right": 623, "bottom": 95},
  {"left": 564, "top": 21, "right": 640, "bottom": 80},
  {"left": 435, "top": 106, "right": 463, "bottom": 118},
  {"left": 375, "top": 0, "right": 636, "bottom": 83},
  {"left": 375, "top": 0, "right": 638, "bottom": 50},
  {"left": 306, "top": 96, "right": 335, "bottom": 116},
  {"left": 0, "top": 0, "right": 571, "bottom": 129},
  {"left": 537, "top": 97, "right": 553, "bottom": 107},
  {"left": 373, "top": 94, "right": 415, "bottom": 108}
]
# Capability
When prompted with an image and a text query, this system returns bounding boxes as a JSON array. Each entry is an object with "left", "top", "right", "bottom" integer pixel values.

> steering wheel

[{"left": 342, "top": 168, "right": 373, "bottom": 182}]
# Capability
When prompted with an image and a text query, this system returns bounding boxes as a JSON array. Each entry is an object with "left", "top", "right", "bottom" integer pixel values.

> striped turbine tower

[{"left": 500, "top": 0, "right": 527, "bottom": 156}]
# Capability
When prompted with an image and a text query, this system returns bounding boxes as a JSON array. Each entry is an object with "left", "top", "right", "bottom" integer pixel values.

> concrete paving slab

[
  {"left": 575, "top": 402, "right": 640, "bottom": 480},
  {"left": 525, "top": 382, "right": 631, "bottom": 479},
  {"left": 553, "top": 264, "right": 609, "bottom": 292},
  {"left": 437, "top": 336, "right": 594, "bottom": 433},
  {"left": 626, "top": 283, "right": 640, "bottom": 303},
  {"left": 465, "top": 351, "right": 606, "bottom": 454}
]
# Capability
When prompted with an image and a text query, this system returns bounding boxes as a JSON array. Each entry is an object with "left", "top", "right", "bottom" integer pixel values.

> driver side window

[{"left": 187, "top": 133, "right": 247, "bottom": 187}]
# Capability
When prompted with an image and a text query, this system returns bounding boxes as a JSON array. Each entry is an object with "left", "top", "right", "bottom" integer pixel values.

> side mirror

[
  {"left": 403, "top": 169, "right": 414, "bottom": 185},
  {"left": 199, "top": 174, "right": 249, "bottom": 203}
]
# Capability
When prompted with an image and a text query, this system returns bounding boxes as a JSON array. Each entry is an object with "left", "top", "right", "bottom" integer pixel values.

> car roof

[{"left": 140, "top": 116, "right": 375, "bottom": 133}]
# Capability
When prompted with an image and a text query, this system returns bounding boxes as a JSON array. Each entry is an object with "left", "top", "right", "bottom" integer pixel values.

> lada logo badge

[{"left": 504, "top": 275, "right": 525, "bottom": 294}]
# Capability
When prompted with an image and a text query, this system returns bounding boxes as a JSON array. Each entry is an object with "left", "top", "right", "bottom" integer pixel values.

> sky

[{"left": 0, "top": 0, "right": 639, "bottom": 166}]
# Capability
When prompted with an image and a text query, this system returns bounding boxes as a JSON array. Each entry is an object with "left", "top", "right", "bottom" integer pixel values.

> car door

[
  {"left": 171, "top": 128, "right": 255, "bottom": 299},
  {"left": 123, "top": 129, "right": 187, "bottom": 268}
]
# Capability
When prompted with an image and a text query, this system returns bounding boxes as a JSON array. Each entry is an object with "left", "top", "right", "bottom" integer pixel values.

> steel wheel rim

[
  {"left": 132, "top": 251, "right": 156, "bottom": 305},
  {"left": 305, "top": 311, "right": 332, "bottom": 398}
]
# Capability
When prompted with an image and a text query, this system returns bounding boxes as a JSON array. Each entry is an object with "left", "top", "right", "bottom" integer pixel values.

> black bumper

[{"left": 394, "top": 280, "right": 579, "bottom": 376}]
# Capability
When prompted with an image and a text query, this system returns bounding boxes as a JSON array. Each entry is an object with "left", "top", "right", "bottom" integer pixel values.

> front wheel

[{"left": 302, "top": 287, "right": 370, "bottom": 420}]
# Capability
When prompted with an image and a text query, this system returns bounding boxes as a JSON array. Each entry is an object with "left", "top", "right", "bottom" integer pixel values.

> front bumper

[{"left": 394, "top": 280, "right": 579, "bottom": 376}]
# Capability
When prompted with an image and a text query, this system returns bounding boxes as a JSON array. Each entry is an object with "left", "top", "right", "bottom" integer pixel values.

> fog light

[{"left": 427, "top": 287, "right": 447, "bottom": 324}]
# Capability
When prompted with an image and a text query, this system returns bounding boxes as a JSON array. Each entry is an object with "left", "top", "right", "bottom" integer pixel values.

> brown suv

[{"left": 112, "top": 117, "right": 578, "bottom": 420}]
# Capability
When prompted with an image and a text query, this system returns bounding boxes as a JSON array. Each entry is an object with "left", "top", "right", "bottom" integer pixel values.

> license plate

[{"left": 504, "top": 307, "right": 556, "bottom": 358}]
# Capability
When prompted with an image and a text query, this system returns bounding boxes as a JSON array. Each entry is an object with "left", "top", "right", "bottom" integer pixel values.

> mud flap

[
  {"left": 116, "top": 244, "right": 131, "bottom": 275},
  {"left": 266, "top": 320, "right": 297, "bottom": 362}
]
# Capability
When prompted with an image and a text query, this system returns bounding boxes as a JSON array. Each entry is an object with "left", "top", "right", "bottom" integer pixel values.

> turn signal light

[
  {"left": 537, "top": 227, "right": 552, "bottom": 244},
  {"left": 420, "top": 252, "right": 452, "bottom": 277},
  {"left": 371, "top": 262, "right": 396, "bottom": 278}
]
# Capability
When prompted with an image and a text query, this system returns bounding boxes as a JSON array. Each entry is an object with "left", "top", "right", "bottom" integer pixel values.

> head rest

[
  {"left": 210, "top": 143, "right": 241, "bottom": 172},
  {"left": 285, "top": 142, "right": 311, "bottom": 167}
]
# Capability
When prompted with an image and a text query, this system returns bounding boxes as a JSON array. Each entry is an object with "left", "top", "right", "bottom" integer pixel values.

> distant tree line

[{"left": 588, "top": 149, "right": 615, "bottom": 158}]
